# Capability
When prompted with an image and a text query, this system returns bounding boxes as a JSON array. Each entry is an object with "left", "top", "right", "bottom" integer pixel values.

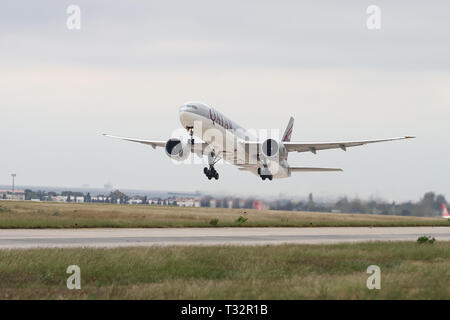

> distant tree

[
  {"left": 109, "top": 190, "right": 128, "bottom": 204},
  {"left": 420, "top": 192, "right": 437, "bottom": 217},
  {"left": 200, "top": 196, "right": 212, "bottom": 207},
  {"left": 349, "top": 198, "right": 363, "bottom": 213},
  {"left": 435, "top": 194, "right": 447, "bottom": 211},
  {"left": 335, "top": 197, "right": 349, "bottom": 212},
  {"left": 307, "top": 193, "right": 315, "bottom": 211}
]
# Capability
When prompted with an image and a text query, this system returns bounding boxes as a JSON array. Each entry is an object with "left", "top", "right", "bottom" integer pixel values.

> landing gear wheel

[{"left": 204, "top": 166, "right": 219, "bottom": 180}]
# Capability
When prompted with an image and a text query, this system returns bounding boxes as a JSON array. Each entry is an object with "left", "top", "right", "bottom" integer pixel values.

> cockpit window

[{"left": 187, "top": 105, "right": 198, "bottom": 109}]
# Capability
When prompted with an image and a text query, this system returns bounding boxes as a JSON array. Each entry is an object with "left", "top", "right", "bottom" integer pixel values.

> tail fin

[
  {"left": 282, "top": 117, "right": 294, "bottom": 142},
  {"left": 442, "top": 203, "right": 450, "bottom": 218}
]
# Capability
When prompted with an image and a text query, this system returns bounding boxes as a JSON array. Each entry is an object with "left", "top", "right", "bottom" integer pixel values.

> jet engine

[
  {"left": 165, "top": 138, "right": 190, "bottom": 161},
  {"left": 261, "top": 138, "right": 279, "bottom": 158},
  {"left": 261, "top": 138, "right": 287, "bottom": 160}
]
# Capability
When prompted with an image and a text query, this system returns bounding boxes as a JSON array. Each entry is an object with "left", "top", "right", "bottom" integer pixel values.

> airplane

[
  {"left": 104, "top": 101, "right": 415, "bottom": 181},
  {"left": 442, "top": 204, "right": 450, "bottom": 219}
]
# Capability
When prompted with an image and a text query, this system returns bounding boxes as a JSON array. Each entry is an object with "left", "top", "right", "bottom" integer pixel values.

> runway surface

[{"left": 0, "top": 227, "right": 449, "bottom": 248}]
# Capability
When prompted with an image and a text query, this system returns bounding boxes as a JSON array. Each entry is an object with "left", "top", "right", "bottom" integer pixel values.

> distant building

[
  {"left": 0, "top": 190, "right": 25, "bottom": 201},
  {"left": 91, "top": 196, "right": 107, "bottom": 202},
  {"left": 177, "top": 198, "right": 201, "bottom": 207},
  {"left": 52, "top": 196, "right": 67, "bottom": 202},
  {"left": 68, "top": 196, "right": 84, "bottom": 203}
]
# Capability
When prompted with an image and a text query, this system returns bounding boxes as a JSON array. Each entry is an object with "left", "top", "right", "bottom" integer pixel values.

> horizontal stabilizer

[{"left": 290, "top": 167, "right": 343, "bottom": 172}]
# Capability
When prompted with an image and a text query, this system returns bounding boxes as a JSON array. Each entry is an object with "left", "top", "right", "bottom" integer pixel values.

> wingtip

[{"left": 405, "top": 136, "right": 416, "bottom": 139}]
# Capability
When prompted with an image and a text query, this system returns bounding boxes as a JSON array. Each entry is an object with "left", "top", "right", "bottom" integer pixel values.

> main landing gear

[
  {"left": 204, "top": 166, "right": 219, "bottom": 180},
  {"left": 204, "top": 151, "right": 220, "bottom": 180},
  {"left": 186, "top": 126, "right": 219, "bottom": 181},
  {"left": 258, "top": 168, "right": 273, "bottom": 181}
]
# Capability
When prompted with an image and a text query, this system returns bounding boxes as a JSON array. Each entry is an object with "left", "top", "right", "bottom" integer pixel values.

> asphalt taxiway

[{"left": 0, "top": 227, "right": 449, "bottom": 248}]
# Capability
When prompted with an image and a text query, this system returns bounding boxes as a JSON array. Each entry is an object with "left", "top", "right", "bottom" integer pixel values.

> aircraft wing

[
  {"left": 103, "top": 134, "right": 166, "bottom": 149},
  {"left": 103, "top": 134, "right": 211, "bottom": 155},
  {"left": 290, "top": 167, "right": 343, "bottom": 172},
  {"left": 283, "top": 136, "right": 415, "bottom": 153}
]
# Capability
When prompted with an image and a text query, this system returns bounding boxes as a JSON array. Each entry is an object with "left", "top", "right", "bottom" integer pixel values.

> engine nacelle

[
  {"left": 261, "top": 138, "right": 287, "bottom": 159},
  {"left": 261, "top": 138, "right": 279, "bottom": 158},
  {"left": 165, "top": 138, "right": 190, "bottom": 161}
]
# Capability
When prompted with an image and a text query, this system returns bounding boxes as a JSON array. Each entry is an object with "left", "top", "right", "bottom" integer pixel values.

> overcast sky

[{"left": 1, "top": 1, "right": 449, "bottom": 201}]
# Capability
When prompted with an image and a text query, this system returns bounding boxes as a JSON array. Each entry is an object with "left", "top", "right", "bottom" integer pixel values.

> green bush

[
  {"left": 209, "top": 218, "right": 219, "bottom": 226},
  {"left": 417, "top": 235, "right": 436, "bottom": 244},
  {"left": 235, "top": 216, "right": 248, "bottom": 224}
]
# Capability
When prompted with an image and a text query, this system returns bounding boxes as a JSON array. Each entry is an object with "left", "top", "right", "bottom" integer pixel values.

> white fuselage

[{"left": 179, "top": 102, "right": 291, "bottom": 179}]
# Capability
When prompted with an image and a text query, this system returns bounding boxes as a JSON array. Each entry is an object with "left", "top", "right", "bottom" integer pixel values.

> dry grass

[
  {"left": 0, "top": 200, "right": 447, "bottom": 228},
  {"left": 0, "top": 242, "right": 449, "bottom": 299}
]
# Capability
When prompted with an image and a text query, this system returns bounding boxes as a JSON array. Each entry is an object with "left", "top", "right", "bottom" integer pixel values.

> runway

[{"left": 0, "top": 227, "right": 449, "bottom": 248}]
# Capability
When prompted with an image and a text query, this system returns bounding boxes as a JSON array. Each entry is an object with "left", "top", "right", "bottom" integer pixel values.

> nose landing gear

[{"left": 186, "top": 127, "right": 194, "bottom": 145}]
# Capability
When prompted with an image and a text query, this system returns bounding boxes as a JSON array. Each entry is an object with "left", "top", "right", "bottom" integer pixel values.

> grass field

[
  {"left": 0, "top": 200, "right": 447, "bottom": 229},
  {"left": 0, "top": 242, "right": 449, "bottom": 299}
]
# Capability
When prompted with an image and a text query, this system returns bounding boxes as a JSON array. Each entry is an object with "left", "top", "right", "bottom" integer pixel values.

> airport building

[
  {"left": 176, "top": 198, "right": 201, "bottom": 207},
  {"left": 0, "top": 190, "right": 25, "bottom": 201}
]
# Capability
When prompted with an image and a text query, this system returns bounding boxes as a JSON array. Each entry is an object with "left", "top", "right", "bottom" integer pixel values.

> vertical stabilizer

[{"left": 282, "top": 117, "right": 294, "bottom": 142}]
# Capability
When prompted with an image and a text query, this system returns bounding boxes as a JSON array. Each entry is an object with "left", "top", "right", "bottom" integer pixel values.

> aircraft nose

[{"left": 179, "top": 108, "right": 193, "bottom": 127}]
